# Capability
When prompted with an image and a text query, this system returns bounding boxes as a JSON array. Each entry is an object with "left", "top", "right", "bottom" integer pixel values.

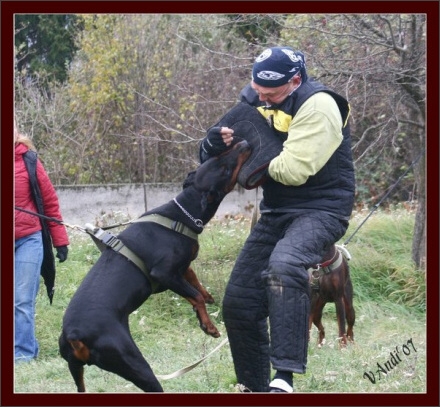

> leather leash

[
  {"left": 156, "top": 337, "right": 229, "bottom": 380},
  {"left": 15, "top": 206, "right": 228, "bottom": 379}
]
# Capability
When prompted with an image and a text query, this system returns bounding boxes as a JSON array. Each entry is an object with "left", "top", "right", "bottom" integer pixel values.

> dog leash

[
  {"left": 156, "top": 337, "right": 229, "bottom": 380},
  {"left": 343, "top": 149, "right": 424, "bottom": 246},
  {"left": 15, "top": 205, "right": 229, "bottom": 379},
  {"left": 14, "top": 206, "right": 92, "bottom": 235}
]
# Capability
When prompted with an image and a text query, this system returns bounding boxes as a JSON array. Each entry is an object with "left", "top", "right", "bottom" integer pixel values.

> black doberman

[
  {"left": 308, "top": 245, "right": 355, "bottom": 347},
  {"left": 59, "top": 140, "right": 251, "bottom": 393}
]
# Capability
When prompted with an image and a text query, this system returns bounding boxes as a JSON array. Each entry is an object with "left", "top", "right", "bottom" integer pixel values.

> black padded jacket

[{"left": 240, "top": 80, "right": 355, "bottom": 220}]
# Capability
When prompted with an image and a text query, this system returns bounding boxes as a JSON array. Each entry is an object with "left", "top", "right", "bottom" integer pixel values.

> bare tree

[
  {"left": 278, "top": 14, "right": 426, "bottom": 269},
  {"left": 15, "top": 13, "right": 426, "bottom": 268}
]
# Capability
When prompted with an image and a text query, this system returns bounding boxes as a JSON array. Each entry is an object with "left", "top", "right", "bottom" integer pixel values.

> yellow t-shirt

[{"left": 268, "top": 92, "right": 343, "bottom": 186}]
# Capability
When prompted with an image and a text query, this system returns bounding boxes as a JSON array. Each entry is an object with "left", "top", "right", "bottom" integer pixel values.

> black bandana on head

[{"left": 252, "top": 47, "right": 308, "bottom": 88}]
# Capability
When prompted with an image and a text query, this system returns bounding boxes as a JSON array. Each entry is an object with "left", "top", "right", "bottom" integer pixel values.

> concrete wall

[{"left": 56, "top": 183, "right": 260, "bottom": 227}]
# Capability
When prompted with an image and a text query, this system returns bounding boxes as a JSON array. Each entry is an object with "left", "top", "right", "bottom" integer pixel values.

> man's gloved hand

[
  {"left": 56, "top": 246, "right": 69, "bottom": 262},
  {"left": 201, "top": 127, "right": 230, "bottom": 156}
]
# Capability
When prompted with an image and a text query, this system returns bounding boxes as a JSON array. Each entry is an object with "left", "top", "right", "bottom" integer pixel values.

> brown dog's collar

[
  {"left": 318, "top": 248, "right": 341, "bottom": 270},
  {"left": 308, "top": 245, "right": 351, "bottom": 277}
]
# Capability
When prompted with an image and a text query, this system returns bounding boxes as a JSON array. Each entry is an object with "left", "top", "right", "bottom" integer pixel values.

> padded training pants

[{"left": 223, "top": 211, "right": 348, "bottom": 392}]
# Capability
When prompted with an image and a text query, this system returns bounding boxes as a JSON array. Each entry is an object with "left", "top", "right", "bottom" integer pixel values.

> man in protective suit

[{"left": 199, "top": 46, "right": 355, "bottom": 393}]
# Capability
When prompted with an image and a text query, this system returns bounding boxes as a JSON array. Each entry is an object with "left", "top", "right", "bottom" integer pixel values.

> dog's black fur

[
  {"left": 309, "top": 245, "right": 355, "bottom": 347},
  {"left": 59, "top": 140, "right": 251, "bottom": 392}
]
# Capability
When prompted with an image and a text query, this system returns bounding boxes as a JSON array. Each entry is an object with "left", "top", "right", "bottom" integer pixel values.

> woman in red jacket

[{"left": 14, "top": 124, "right": 70, "bottom": 363}]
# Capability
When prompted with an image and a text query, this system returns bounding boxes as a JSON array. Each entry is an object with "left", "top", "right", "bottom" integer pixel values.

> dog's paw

[
  {"left": 208, "top": 328, "right": 221, "bottom": 338},
  {"left": 204, "top": 294, "right": 215, "bottom": 304},
  {"left": 200, "top": 322, "right": 221, "bottom": 338}
]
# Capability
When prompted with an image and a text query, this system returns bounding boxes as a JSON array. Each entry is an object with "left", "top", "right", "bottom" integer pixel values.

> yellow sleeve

[{"left": 268, "top": 92, "right": 343, "bottom": 186}]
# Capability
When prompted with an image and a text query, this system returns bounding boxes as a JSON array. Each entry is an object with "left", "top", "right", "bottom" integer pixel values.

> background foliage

[{"left": 14, "top": 13, "right": 426, "bottom": 268}]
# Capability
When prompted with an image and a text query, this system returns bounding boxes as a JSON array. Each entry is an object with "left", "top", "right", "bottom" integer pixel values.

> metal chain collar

[{"left": 173, "top": 198, "right": 204, "bottom": 229}]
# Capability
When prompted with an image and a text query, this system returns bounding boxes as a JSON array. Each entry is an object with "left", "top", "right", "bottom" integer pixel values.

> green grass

[{"left": 14, "top": 208, "right": 426, "bottom": 393}]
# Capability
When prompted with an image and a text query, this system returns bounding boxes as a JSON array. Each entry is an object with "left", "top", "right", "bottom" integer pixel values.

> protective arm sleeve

[{"left": 268, "top": 92, "right": 344, "bottom": 186}]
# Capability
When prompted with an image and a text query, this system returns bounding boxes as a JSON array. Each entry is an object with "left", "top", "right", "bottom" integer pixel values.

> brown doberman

[
  {"left": 59, "top": 140, "right": 251, "bottom": 392},
  {"left": 308, "top": 245, "right": 355, "bottom": 347}
]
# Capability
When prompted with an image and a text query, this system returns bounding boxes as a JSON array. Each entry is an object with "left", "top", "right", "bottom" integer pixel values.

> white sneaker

[{"left": 269, "top": 378, "right": 294, "bottom": 393}]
